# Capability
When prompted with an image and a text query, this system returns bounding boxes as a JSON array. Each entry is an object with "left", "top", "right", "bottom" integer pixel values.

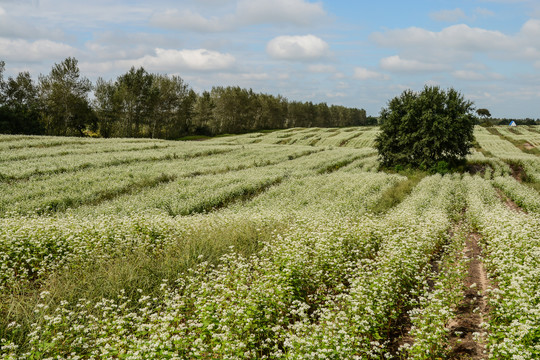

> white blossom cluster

[
  {"left": 464, "top": 175, "right": 540, "bottom": 359},
  {"left": 493, "top": 175, "right": 540, "bottom": 213}
]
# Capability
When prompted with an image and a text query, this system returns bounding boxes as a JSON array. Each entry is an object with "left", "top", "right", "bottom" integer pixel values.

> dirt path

[
  {"left": 495, "top": 188, "right": 524, "bottom": 213},
  {"left": 447, "top": 232, "right": 489, "bottom": 359}
]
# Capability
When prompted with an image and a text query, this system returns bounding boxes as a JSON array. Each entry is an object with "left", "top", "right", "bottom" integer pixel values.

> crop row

[
  {"left": 0, "top": 145, "right": 327, "bottom": 216},
  {"left": 0, "top": 174, "right": 463, "bottom": 358},
  {"left": 464, "top": 175, "right": 539, "bottom": 359}
]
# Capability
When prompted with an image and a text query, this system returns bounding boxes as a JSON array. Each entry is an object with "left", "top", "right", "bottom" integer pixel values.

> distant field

[{"left": 0, "top": 126, "right": 539, "bottom": 359}]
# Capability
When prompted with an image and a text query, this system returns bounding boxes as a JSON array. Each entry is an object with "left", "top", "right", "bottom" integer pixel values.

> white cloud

[
  {"left": 128, "top": 48, "right": 236, "bottom": 71},
  {"left": 266, "top": 34, "right": 329, "bottom": 61},
  {"left": 379, "top": 55, "right": 449, "bottom": 73},
  {"left": 429, "top": 8, "right": 467, "bottom": 22},
  {"left": 150, "top": 0, "right": 326, "bottom": 32},
  {"left": 236, "top": 0, "right": 326, "bottom": 26},
  {"left": 372, "top": 24, "right": 513, "bottom": 54},
  {"left": 353, "top": 67, "right": 389, "bottom": 80},
  {"left": 308, "top": 64, "right": 336, "bottom": 73},
  {"left": 370, "top": 21, "right": 540, "bottom": 67},
  {"left": 0, "top": 37, "right": 77, "bottom": 61},
  {"left": 82, "top": 48, "right": 236, "bottom": 74}
]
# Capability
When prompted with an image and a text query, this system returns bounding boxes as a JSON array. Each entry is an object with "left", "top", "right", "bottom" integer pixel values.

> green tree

[
  {"left": 192, "top": 90, "right": 215, "bottom": 135},
  {"left": 152, "top": 74, "right": 194, "bottom": 139},
  {"left": 0, "top": 64, "right": 44, "bottom": 135},
  {"left": 39, "top": 57, "right": 93, "bottom": 135},
  {"left": 476, "top": 108, "right": 491, "bottom": 120},
  {"left": 0, "top": 60, "right": 5, "bottom": 104},
  {"left": 115, "top": 67, "right": 156, "bottom": 137},
  {"left": 375, "top": 86, "right": 476, "bottom": 169},
  {"left": 93, "top": 77, "right": 120, "bottom": 137}
]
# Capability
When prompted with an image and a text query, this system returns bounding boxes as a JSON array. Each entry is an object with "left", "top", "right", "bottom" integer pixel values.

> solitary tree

[
  {"left": 476, "top": 108, "right": 491, "bottom": 119},
  {"left": 375, "top": 86, "right": 476, "bottom": 170}
]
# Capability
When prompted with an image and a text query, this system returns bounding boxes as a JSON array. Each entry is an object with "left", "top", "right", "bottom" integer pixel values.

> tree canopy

[
  {"left": 375, "top": 86, "right": 476, "bottom": 170},
  {"left": 0, "top": 58, "right": 374, "bottom": 138}
]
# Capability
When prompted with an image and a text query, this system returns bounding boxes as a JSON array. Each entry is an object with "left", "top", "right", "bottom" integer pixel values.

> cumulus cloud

[
  {"left": 372, "top": 24, "right": 513, "bottom": 54},
  {"left": 379, "top": 55, "right": 449, "bottom": 73},
  {"left": 353, "top": 67, "right": 389, "bottom": 80},
  {"left": 370, "top": 20, "right": 540, "bottom": 68},
  {"left": 0, "top": 38, "right": 77, "bottom": 61},
  {"left": 236, "top": 0, "right": 325, "bottom": 26},
  {"left": 127, "top": 48, "right": 236, "bottom": 71},
  {"left": 150, "top": 0, "right": 326, "bottom": 32},
  {"left": 429, "top": 8, "right": 467, "bottom": 22},
  {"left": 82, "top": 48, "right": 236, "bottom": 75},
  {"left": 266, "top": 35, "right": 329, "bottom": 61}
]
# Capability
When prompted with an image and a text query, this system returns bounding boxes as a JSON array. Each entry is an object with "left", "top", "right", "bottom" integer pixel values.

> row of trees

[{"left": 0, "top": 58, "right": 372, "bottom": 139}]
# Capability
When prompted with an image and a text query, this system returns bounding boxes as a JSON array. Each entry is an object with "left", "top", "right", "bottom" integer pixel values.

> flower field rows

[{"left": 0, "top": 126, "right": 539, "bottom": 359}]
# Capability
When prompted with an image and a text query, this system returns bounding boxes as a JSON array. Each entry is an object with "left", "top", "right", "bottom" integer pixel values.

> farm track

[
  {"left": 495, "top": 188, "right": 525, "bottom": 213},
  {"left": 447, "top": 231, "right": 489, "bottom": 359}
]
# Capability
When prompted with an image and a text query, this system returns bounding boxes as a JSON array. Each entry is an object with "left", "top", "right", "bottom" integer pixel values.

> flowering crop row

[
  {"left": 464, "top": 175, "right": 540, "bottom": 359},
  {"left": 0, "top": 145, "right": 323, "bottom": 216},
  {"left": 0, "top": 174, "right": 464, "bottom": 359},
  {"left": 493, "top": 175, "right": 540, "bottom": 213}
]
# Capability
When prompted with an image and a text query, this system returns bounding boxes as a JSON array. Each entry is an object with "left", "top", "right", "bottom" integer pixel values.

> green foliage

[
  {"left": 2, "top": 58, "right": 371, "bottom": 139},
  {"left": 0, "top": 65, "right": 44, "bottom": 135},
  {"left": 375, "top": 86, "right": 476, "bottom": 169},
  {"left": 476, "top": 108, "right": 491, "bottom": 118},
  {"left": 38, "top": 57, "right": 93, "bottom": 136},
  {"left": 370, "top": 171, "right": 426, "bottom": 214}
]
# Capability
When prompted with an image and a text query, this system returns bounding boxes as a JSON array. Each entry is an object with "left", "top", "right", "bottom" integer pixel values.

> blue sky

[{"left": 1, "top": 0, "right": 540, "bottom": 118}]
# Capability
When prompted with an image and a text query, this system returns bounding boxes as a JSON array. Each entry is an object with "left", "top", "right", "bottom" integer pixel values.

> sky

[{"left": 1, "top": 0, "right": 540, "bottom": 118}]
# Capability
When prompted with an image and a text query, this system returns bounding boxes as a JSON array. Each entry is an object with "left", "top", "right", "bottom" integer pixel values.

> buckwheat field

[{"left": 0, "top": 126, "right": 539, "bottom": 359}]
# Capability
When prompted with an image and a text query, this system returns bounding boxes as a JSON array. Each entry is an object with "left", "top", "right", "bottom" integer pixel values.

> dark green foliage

[
  {"left": 476, "top": 108, "right": 491, "bottom": 118},
  {"left": 1, "top": 58, "right": 370, "bottom": 138},
  {"left": 39, "top": 57, "right": 93, "bottom": 136},
  {"left": 371, "top": 172, "right": 426, "bottom": 214},
  {"left": 375, "top": 86, "right": 476, "bottom": 169},
  {"left": 0, "top": 63, "right": 44, "bottom": 135}
]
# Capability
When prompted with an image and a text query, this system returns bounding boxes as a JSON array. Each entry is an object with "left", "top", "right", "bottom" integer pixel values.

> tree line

[{"left": 0, "top": 58, "right": 373, "bottom": 139}]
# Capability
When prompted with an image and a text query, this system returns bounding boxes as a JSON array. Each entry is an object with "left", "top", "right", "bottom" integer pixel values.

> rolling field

[{"left": 0, "top": 126, "right": 539, "bottom": 359}]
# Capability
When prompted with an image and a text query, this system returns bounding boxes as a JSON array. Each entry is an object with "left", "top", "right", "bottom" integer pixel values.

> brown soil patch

[
  {"left": 508, "top": 163, "right": 527, "bottom": 182},
  {"left": 467, "top": 163, "right": 488, "bottom": 177},
  {"left": 495, "top": 189, "right": 525, "bottom": 213},
  {"left": 523, "top": 142, "right": 535, "bottom": 150},
  {"left": 447, "top": 232, "right": 489, "bottom": 359}
]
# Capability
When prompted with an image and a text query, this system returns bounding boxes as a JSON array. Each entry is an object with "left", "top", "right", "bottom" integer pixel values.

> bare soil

[
  {"left": 467, "top": 163, "right": 488, "bottom": 177},
  {"left": 447, "top": 232, "right": 489, "bottom": 359},
  {"left": 523, "top": 142, "right": 536, "bottom": 150},
  {"left": 495, "top": 189, "right": 524, "bottom": 213},
  {"left": 508, "top": 163, "right": 527, "bottom": 182}
]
